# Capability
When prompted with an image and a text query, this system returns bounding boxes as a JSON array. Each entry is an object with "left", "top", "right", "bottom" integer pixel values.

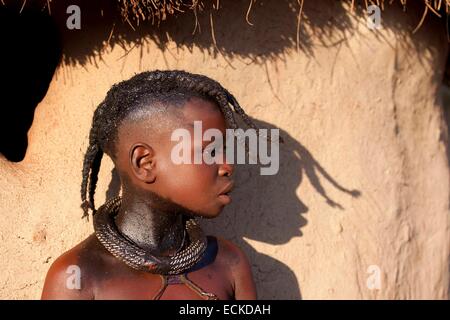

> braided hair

[{"left": 81, "top": 70, "right": 259, "bottom": 219}]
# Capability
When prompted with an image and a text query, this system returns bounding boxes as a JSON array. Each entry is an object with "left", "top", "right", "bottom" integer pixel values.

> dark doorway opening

[{"left": 0, "top": 5, "right": 61, "bottom": 162}]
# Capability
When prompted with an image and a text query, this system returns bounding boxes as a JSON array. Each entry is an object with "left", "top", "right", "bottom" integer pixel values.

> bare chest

[{"left": 92, "top": 264, "right": 234, "bottom": 300}]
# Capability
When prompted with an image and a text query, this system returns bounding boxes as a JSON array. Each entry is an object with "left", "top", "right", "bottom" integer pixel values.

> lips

[
  {"left": 218, "top": 181, "right": 234, "bottom": 204},
  {"left": 219, "top": 181, "right": 235, "bottom": 196}
]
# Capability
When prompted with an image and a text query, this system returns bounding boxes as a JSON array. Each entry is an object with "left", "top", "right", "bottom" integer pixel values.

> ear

[{"left": 129, "top": 143, "right": 157, "bottom": 183}]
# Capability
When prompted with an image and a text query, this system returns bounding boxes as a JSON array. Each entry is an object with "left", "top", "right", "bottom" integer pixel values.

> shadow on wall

[
  {"left": 44, "top": 0, "right": 441, "bottom": 65},
  {"left": 438, "top": 83, "right": 450, "bottom": 184},
  {"left": 105, "top": 117, "right": 362, "bottom": 299},
  {"left": 21, "top": 0, "right": 441, "bottom": 65},
  {"left": 46, "top": 0, "right": 353, "bottom": 64}
]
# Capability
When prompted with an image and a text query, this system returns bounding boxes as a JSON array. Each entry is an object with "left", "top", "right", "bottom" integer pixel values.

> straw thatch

[
  {"left": 4, "top": 0, "right": 450, "bottom": 30},
  {"left": 118, "top": 0, "right": 450, "bottom": 33}
]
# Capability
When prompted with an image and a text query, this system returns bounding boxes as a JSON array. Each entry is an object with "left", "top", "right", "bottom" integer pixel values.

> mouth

[{"left": 218, "top": 181, "right": 234, "bottom": 204}]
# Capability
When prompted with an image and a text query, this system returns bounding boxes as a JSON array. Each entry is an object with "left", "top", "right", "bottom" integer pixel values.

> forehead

[
  {"left": 115, "top": 97, "right": 226, "bottom": 150},
  {"left": 180, "top": 97, "right": 226, "bottom": 130}
]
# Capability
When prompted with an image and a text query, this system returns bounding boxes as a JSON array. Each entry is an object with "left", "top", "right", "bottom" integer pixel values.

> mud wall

[{"left": 0, "top": 0, "right": 448, "bottom": 299}]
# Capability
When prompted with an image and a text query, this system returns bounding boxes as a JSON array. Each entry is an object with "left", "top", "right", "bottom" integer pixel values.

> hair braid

[
  {"left": 81, "top": 103, "right": 107, "bottom": 219},
  {"left": 81, "top": 144, "right": 98, "bottom": 219}
]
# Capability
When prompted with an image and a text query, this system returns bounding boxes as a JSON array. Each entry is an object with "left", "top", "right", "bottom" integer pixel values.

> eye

[
  {"left": 203, "top": 145, "right": 214, "bottom": 157},
  {"left": 204, "top": 142, "right": 226, "bottom": 158}
]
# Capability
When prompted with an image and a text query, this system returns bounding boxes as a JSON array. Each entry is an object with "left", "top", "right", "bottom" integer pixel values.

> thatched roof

[
  {"left": 106, "top": 1, "right": 450, "bottom": 25},
  {"left": 5, "top": 0, "right": 450, "bottom": 30}
]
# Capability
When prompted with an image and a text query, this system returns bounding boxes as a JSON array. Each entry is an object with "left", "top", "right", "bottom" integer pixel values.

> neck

[{"left": 114, "top": 189, "right": 187, "bottom": 256}]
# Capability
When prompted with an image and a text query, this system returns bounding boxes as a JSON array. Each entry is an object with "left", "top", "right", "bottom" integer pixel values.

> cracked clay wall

[{"left": 0, "top": 0, "right": 448, "bottom": 299}]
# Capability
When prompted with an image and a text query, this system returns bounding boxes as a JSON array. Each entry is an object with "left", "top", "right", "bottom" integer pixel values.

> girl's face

[{"left": 117, "top": 97, "right": 235, "bottom": 218}]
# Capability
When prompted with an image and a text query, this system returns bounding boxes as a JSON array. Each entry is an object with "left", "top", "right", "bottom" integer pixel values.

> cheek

[
  {"left": 176, "top": 163, "right": 215, "bottom": 189},
  {"left": 160, "top": 159, "right": 217, "bottom": 194},
  {"left": 162, "top": 163, "right": 218, "bottom": 212}
]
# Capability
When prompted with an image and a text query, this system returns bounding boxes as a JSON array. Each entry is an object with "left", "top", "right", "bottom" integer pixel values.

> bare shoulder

[
  {"left": 215, "top": 237, "right": 257, "bottom": 300},
  {"left": 41, "top": 234, "right": 105, "bottom": 300},
  {"left": 215, "top": 237, "right": 247, "bottom": 268}
]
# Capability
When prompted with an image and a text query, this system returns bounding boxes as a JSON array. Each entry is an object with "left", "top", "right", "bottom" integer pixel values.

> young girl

[{"left": 41, "top": 70, "right": 257, "bottom": 300}]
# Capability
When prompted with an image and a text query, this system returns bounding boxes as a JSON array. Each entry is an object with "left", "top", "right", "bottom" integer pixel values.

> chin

[{"left": 196, "top": 206, "right": 224, "bottom": 219}]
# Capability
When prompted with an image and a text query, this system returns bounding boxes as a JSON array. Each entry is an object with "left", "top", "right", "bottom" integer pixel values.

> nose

[{"left": 218, "top": 161, "right": 234, "bottom": 177}]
